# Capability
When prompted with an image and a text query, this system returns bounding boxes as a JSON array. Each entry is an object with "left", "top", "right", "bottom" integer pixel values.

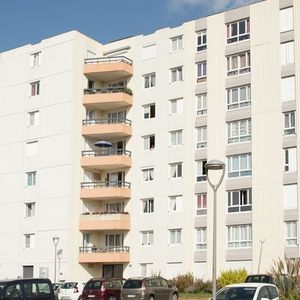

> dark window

[{"left": 123, "top": 280, "right": 142, "bottom": 289}]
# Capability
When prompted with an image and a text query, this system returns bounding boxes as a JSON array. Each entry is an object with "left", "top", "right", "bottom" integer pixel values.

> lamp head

[
  {"left": 205, "top": 159, "right": 225, "bottom": 171},
  {"left": 52, "top": 236, "right": 60, "bottom": 246}
]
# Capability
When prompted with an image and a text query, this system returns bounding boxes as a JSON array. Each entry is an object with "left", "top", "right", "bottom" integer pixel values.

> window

[
  {"left": 227, "top": 85, "right": 251, "bottom": 110},
  {"left": 25, "top": 202, "right": 35, "bottom": 218},
  {"left": 142, "top": 168, "right": 154, "bottom": 182},
  {"left": 26, "top": 141, "right": 38, "bottom": 156},
  {"left": 196, "top": 61, "right": 207, "bottom": 83},
  {"left": 142, "top": 198, "right": 154, "bottom": 214},
  {"left": 143, "top": 135, "right": 155, "bottom": 150},
  {"left": 284, "top": 184, "right": 298, "bottom": 209},
  {"left": 197, "top": 30, "right": 207, "bottom": 52},
  {"left": 196, "top": 160, "right": 207, "bottom": 182},
  {"left": 280, "top": 7, "right": 294, "bottom": 33},
  {"left": 227, "top": 119, "right": 251, "bottom": 144},
  {"left": 196, "top": 126, "right": 207, "bottom": 148},
  {"left": 281, "top": 76, "right": 295, "bottom": 102},
  {"left": 170, "top": 130, "right": 183, "bottom": 146},
  {"left": 169, "top": 195, "right": 183, "bottom": 212},
  {"left": 170, "top": 66, "right": 183, "bottom": 83},
  {"left": 281, "top": 42, "right": 294, "bottom": 66},
  {"left": 143, "top": 103, "right": 155, "bottom": 119},
  {"left": 284, "top": 111, "right": 296, "bottom": 135},
  {"left": 196, "top": 227, "right": 207, "bottom": 250},
  {"left": 285, "top": 221, "right": 297, "bottom": 246},
  {"left": 170, "top": 98, "right": 183, "bottom": 115},
  {"left": 196, "top": 193, "right": 207, "bottom": 215},
  {"left": 30, "top": 81, "right": 40, "bottom": 96},
  {"left": 24, "top": 234, "right": 35, "bottom": 248},
  {"left": 31, "top": 52, "right": 41, "bottom": 67},
  {"left": 228, "top": 154, "right": 252, "bottom": 178},
  {"left": 144, "top": 73, "right": 156, "bottom": 88},
  {"left": 141, "top": 231, "right": 153, "bottom": 246},
  {"left": 26, "top": 171, "right": 37, "bottom": 187},
  {"left": 284, "top": 148, "right": 297, "bottom": 172},
  {"left": 170, "top": 162, "right": 182, "bottom": 178},
  {"left": 171, "top": 35, "right": 183, "bottom": 52},
  {"left": 227, "top": 52, "right": 250, "bottom": 76},
  {"left": 28, "top": 111, "right": 39, "bottom": 126},
  {"left": 228, "top": 224, "right": 252, "bottom": 248},
  {"left": 196, "top": 94, "right": 207, "bottom": 115},
  {"left": 169, "top": 229, "right": 182, "bottom": 245},
  {"left": 228, "top": 189, "right": 252, "bottom": 213},
  {"left": 142, "top": 44, "right": 156, "bottom": 60},
  {"left": 227, "top": 19, "right": 250, "bottom": 43}
]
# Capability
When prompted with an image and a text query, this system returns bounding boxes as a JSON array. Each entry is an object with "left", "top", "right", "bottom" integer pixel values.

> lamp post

[
  {"left": 52, "top": 237, "right": 60, "bottom": 283},
  {"left": 57, "top": 249, "right": 63, "bottom": 282},
  {"left": 205, "top": 160, "right": 225, "bottom": 300}
]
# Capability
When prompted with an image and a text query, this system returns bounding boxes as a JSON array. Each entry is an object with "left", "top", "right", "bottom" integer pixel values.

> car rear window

[
  {"left": 123, "top": 280, "right": 142, "bottom": 289},
  {"left": 61, "top": 282, "right": 77, "bottom": 289},
  {"left": 85, "top": 281, "right": 101, "bottom": 289}
]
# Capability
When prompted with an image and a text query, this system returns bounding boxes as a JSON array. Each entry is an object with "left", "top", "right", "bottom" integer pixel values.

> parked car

[
  {"left": 121, "top": 277, "right": 178, "bottom": 300},
  {"left": 53, "top": 283, "right": 63, "bottom": 300},
  {"left": 82, "top": 278, "right": 125, "bottom": 300},
  {"left": 245, "top": 274, "right": 275, "bottom": 285},
  {"left": 0, "top": 278, "right": 55, "bottom": 300},
  {"left": 58, "top": 281, "right": 85, "bottom": 300},
  {"left": 211, "top": 283, "right": 279, "bottom": 300}
]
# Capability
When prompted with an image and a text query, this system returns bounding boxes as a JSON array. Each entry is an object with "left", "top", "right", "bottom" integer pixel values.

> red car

[{"left": 82, "top": 278, "right": 125, "bottom": 300}]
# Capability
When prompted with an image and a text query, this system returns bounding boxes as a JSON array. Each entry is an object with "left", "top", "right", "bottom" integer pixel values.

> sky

[{"left": 0, "top": 0, "right": 255, "bottom": 53}]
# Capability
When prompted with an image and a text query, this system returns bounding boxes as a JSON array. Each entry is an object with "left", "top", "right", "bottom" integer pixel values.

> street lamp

[
  {"left": 205, "top": 160, "right": 225, "bottom": 300},
  {"left": 52, "top": 236, "right": 60, "bottom": 283}
]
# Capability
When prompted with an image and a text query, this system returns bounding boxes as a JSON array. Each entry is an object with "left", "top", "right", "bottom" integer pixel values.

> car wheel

[
  {"left": 172, "top": 294, "right": 178, "bottom": 300},
  {"left": 148, "top": 296, "right": 155, "bottom": 300}
]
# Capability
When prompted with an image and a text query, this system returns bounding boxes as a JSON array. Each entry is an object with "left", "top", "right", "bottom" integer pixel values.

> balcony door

[
  {"left": 108, "top": 111, "right": 125, "bottom": 123},
  {"left": 107, "top": 171, "right": 124, "bottom": 186},
  {"left": 105, "top": 234, "right": 123, "bottom": 251}
]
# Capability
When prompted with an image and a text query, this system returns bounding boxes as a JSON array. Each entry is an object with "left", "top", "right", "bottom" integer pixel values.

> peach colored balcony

[
  {"left": 81, "top": 149, "right": 131, "bottom": 171},
  {"left": 84, "top": 56, "right": 133, "bottom": 81},
  {"left": 80, "top": 181, "right": 131, "bottom": 200},
  {"left": 82, "top": 118, "right": 132, "bottom": 139},
  {"left": 83, "top": 88, "right": 132, "bottom": 111},
  {"left": 79, "top": 212, "right": 130, "bottom": 231},
  {"left": 79, "top": 246, "right": 130, "bottom": 263}
]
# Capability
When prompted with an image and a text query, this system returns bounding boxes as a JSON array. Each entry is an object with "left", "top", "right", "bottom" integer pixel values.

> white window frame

[
  {"left": 143, "top": 103, "right": 155, "bottom": 119},
  {"left": 281, "top": 41, "right": 295, "bottom": 66},
  {"left": 143, "top": 73, "right": 156, "bottom": 89},
  {"left": 169, "top": 98, "right": 183, "bottom": 115},
  {"left": 285, "top": 221, "right": 297, "bottom": 246},
  {"left": 284, "top": 148, "right": 297, "bottom": 173},
  {"left": 196, "top": 227, "right": 207, "bottom": 250},
  {"left": 196, "top": 160, "right": 207, "bottom": 182},
  {"left": 26, "top": 171, "right": 37, "bottom": 187},
  {"left": 227, "top": 189, "right": 252, "bottom": 213},
  {"left": 197, "top": 30, "right": 207, "bottom": 52},
  {"left": 28, "top": 110, "right": 39, "bottom": 127},
  {"left": 141, "top": 198, "right": 154, "bottom": 214},
  {"left": 168, "top": 195, "right": 183, "bottom": 213},
  {"left": 280, "top": 7, "right": 294, "bottom": 33},
  {"left": 142, "top": 168, "right": 154, "bottom": 182},
  {"left": 196, "top": 126, "right": 207, "bottom": 148},
  {"left": 196, "top": 61, "right": 207, "bottom": 83},
  {"left": 227, "top": 119, "right": 251, "bottom": 144},
  {"left": 24, "top": 234, "right": 35, "bottom": 249},
  {"left": 169, "top": 229, "right": 182, "bottom": 245},
  {"left": 227, "top": 52, "right": 250, "bottom": 76},
  {"left": 196, "top": 193, "right": 207, "bottom": 215},
  {"left": 141, "top": 231, "right": 154, "bottom": 246},
  {"left": 31, "top": 52, "right": 41, "bottom": 67},
  {"left": 228, "top": 224, "right": 252, "bottom": 248},
  {"left": 196, "top": 94, "right": 207, "bottom": 116},
  {"left": 143, "top": 135, "right": 155, "bottom": 150},
  {"left": 170, "top": 130, "right": 183, "bottom": 146},
  {"left": 26, "top": 141, "right": 38, "bottom": 156},
  {"left": 281, "top": 76, "right": 295, "bottom": 102},
  {"left": 25, "top": 202, "right": 36, "bottom": 218},
  {"left": 227, "top": 85, "right": 251, "bottom": 110},
  {"left": 170, "top": 66, "right": 183, "bottom": 83},
  {"left": 228, "top": 154, "right": 252, "bottom": 178},
  {"left": 169, "top": 162, "right": 183, "bottom": 179},
  {"left": 227, "top": 19, "right": 250, "bottom": 44},
  {"left": 170, "top": 35, "right": 183, "bottom": 52},
  {"left": 30, "top": 81, "right": 40, "bottom": 96},
  {"left": 284, "top": 111, "right": 296, "bottom": 135}
]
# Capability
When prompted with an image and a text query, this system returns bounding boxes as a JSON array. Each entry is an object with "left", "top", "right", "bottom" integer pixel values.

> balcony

[
  {"left": 79, "top": 212, "right": 130, "bottom": 231},
  {"left": 84, "top": 56, "right": 133, "bottom": 81},
  {"left": 83, "top": 87, "right": 132, "bottom": 111},
  {"left": 82, "top": 118, "right": 132, "bottom": 139},
  {"left": 80, "top": 181, "right": 131, "bottom": 200},
  {"left": 79, "top": 246, "right": 130, "bottom": 263},
  {"left": 81, "top": 149, "right": 131, "bottom": 171}
]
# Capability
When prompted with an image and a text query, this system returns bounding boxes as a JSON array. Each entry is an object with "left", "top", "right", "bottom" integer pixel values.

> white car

[
  {"left": 212, "top": 282, "right": 279, "bottom": 300},
  {"left": 58, "top": 281, "right": 86, "bottom": 300}
]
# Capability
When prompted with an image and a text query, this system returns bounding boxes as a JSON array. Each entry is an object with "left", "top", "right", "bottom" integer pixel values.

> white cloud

[{"left": 167, "top": 0, "right": 255, "bottom": 13}]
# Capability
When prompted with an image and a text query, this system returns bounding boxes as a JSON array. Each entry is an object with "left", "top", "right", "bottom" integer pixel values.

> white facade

[{"left": 0, "top": 0, "right": 300, "bottom": 282}]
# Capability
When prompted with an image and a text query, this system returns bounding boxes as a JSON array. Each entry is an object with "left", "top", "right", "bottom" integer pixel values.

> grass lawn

[{"left": 180, "top": 292, "right": 211, "bottom": 299}]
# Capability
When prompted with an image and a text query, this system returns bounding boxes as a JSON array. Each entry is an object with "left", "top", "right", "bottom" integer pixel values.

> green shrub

[
  {"left": 169, "top": 272, "right": 194, "bottom": 293},
  {"left": 193, "top": 278, "right": 212, "bottom": 293},
  {"left": 217, "top": 268, "right": 248, "bottom": 288}
]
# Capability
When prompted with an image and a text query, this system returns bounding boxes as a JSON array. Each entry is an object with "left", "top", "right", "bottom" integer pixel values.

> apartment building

[{"left": 0, "top": 0, "right": 299, "bottom": 281}]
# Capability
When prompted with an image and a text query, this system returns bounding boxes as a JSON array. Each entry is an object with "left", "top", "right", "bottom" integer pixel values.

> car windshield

[
  {"left": 123, "top": 280, "right": 142, "bottom": 289},
  {"left": 61, "top": 282, "right": 77, "bottom": 289},
  {"left": 225, "top": 287, "right": 257, "bottom": 300},
  {"left": 85, "top": 281, "right": 101, "bottom": 289}
]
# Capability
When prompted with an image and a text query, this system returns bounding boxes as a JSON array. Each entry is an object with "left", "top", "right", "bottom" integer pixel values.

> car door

[
  {"left": 2, "top": 282, "right": 22, "bottom": 300},
  {"left": 256, "top": 286, "right": 269, "bottom": 300},
  {"left": 159, "top": 278, "right": 171, "bottom": 300},
  {"left": 149, "top": 278, "right": 162, "bottom": 300}
]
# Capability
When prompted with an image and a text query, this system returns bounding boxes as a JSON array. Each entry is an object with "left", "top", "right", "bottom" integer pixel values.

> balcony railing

[
  {"left": 82, "top": 118, "right": 132, "bottom": 126},
  {"left": 81, "top": 211, "right": 127, "bottom": 215},
  {"left": 82, "top": 149, "right": 131, "bottom": 157},
  {"left": 84, "top": 87, "right": 133, "bottom": 95},
  {"left": 79, "top": 246, "right": 130, "bottom": 253},
  {"left": 85, "top": 56, "right": 133, "bottom": 65},
  {"left": 81, "top": 181, "right": 131, "bottom": 188}
]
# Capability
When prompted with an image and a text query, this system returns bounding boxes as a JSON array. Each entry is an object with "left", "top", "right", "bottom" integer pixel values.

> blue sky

[{"left": 0, "top": 0, "right": 253, "bottom": 53}]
